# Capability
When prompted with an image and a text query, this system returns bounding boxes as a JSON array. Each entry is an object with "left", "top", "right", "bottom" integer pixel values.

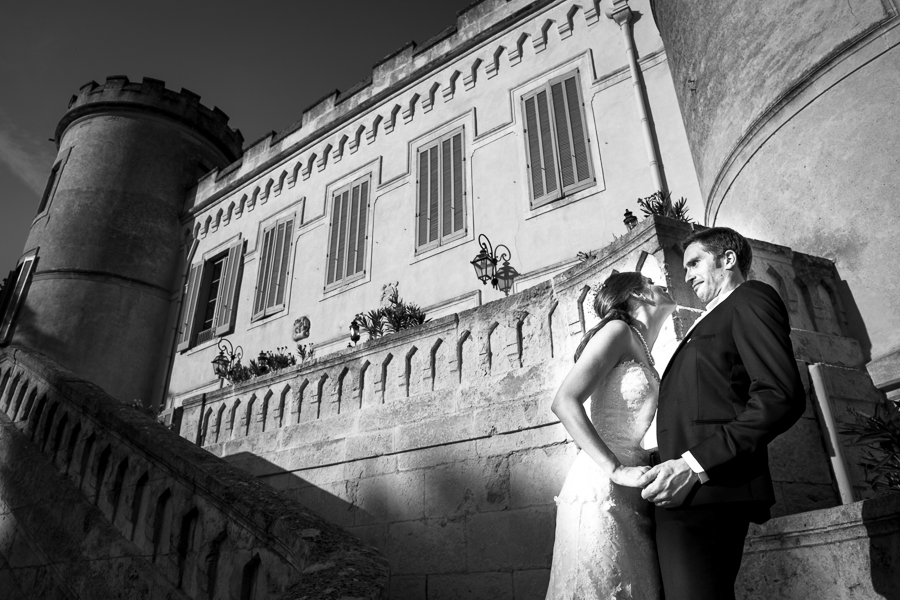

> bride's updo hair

[{"left": 573, "top": 271, "right": 646, "bottom": 362}]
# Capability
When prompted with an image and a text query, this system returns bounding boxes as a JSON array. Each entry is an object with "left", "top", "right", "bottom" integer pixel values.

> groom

[{"left": 638, "top": 227, "right": 805, "bottom": 600}]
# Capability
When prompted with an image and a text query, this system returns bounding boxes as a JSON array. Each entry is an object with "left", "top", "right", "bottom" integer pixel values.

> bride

[{"left": 545, "top": 271, "right": 676, "bottom": 600}]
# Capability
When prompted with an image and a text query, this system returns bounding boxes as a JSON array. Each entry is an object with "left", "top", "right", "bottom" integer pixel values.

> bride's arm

[{"left": 550, "top": 320, "right": 649, "bottom": 488}]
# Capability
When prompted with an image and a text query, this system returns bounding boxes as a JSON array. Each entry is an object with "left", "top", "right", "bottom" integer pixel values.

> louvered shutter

[
  {"left": 416, "top": 144, "right": 440, "bottom": 251},
  {"left": 417, "top": 150, "right": 430, "bottom": 248},
  {"left": 253, "top": 226, "right": 275, "bottom": 319},
  {"left": 177, "top": 263, "right": 203, "bottom": 351},
  {"left": 265, "top": 221, "right": 287, "bottom": 310},
  {"left": 334, "top": 190, "right": 349, "bottom": 283},
  {"left": 427, "top": 147, "right": 439, "bottom": 244},
  {"left": 326, "top": 177, "right": 368, "bottom": 286},
  {"left": 214, "top": 239, "right": 244, "bottom": 335},
  {"left": 441, "top": 138, "right": 452, "bottom": 238},
  {"left": 347, "top": 184, "right": 360, "bottom": 279},
  {"left": 550, "top": 72, "right": 592, "bottom": 193},
  {"left": 353, "top": 179, "right": 369, "bottom": 275},
  {"left": 451, "top": 132, "right": 464, "bottom": 235},
  {"left": 523, "top": 89, "right": 560, "bottom": 207},
  {"left": 271, "top": 218, "right": 293, "bottom": 311},
  {"left": 326, "top": 196, "right": 342, "bottom": 285}
]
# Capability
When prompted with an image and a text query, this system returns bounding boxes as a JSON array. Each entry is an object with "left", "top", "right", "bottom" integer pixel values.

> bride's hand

[{"left": 610, "top": 465, "right": 652, "bottom": 488}]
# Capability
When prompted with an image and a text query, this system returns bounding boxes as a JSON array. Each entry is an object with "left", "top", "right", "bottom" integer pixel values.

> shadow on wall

[
  {"left": 837, "top": 280, "right": 872, "bottom": 363},
  {"left": 222, "top": 452, "right": 372, "bottom": 532},
  {"left": 863, "top": 498, "right": 900, "bottom": 600},
  {"left": 4, "top": 301, "right": 65, "bottom": 366}
]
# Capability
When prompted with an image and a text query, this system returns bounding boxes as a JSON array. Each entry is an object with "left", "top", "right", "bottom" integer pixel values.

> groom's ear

[{"left": 722, "top": 249, "right": 739, "bottom": 271}]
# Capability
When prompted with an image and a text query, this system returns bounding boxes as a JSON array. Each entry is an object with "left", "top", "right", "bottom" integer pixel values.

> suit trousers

[{"left": 655, "top": 502, "right": 752, "bottom": 600}]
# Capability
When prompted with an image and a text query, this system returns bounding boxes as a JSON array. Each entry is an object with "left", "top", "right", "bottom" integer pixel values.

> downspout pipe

[
  {"left": 607, "top": 0, "right": 668, "bottom": 196},
  {"left": 809, "top": 363, "right": 856, "bottom": 505}
]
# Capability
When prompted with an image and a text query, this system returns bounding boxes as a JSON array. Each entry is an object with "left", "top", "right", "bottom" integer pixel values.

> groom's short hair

[{"left": 682, "top": 227, "right": 753, "bottom": 278}]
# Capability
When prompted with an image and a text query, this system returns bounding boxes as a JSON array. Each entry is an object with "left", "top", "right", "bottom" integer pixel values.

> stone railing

[
  {"left": 0, "top": 345, "right": 389, "bottom": 600},
  {"left": 176, "top": 216, "right": 884, "bottom": 596}
]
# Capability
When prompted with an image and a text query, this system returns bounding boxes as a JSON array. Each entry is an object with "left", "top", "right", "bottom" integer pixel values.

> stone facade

[{"left": 164, "top": 0, "right": 701, "bottom": 411}]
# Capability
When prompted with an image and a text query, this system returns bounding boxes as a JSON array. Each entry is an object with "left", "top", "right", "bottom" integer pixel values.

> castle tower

[
  {"left": 7, "top": 76, "right": 243, "bottom": 405},
  {"left": 651, "top": 0, "right": 900, "bottom": 394}
]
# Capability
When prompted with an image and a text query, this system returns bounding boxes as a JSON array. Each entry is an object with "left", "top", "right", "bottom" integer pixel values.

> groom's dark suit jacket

[{"left": 657, "top": 280, "right": 805, "bottom": 522}]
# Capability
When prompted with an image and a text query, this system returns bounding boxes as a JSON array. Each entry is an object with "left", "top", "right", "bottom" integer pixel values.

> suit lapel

[{"left": 661, "top": 285, "right": 744, "bottom": 381}]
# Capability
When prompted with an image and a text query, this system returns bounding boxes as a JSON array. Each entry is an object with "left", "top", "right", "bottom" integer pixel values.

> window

[
  {"left": 252, "top": 214, "right": 295, "bottom": 321},
  {"left": 36, "top": 147, "right": 71, "bottom": 216},
  {"left": 0, "top": 254, "right": 37, "bottom": 344},
  {"left": 416, "top": 127, "right": 466, "bottom": 252},
  {"left": 325, "top": 174, "right": 370, "bottom": 287},
  {"left": 522, "top": 69, "right": 594, "bottom": 207},
  {"left": 177, "top": 239, "right": 244, "bottom": 351}
]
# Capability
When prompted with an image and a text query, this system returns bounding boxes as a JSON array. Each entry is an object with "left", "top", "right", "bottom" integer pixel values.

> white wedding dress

[{"left": 545, "top": 360, "right": 662, "bottom": 600}]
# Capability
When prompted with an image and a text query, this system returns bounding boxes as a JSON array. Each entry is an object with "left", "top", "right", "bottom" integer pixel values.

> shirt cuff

[{"left": 682, "top": 451, "right": 710, "bottom": 484}]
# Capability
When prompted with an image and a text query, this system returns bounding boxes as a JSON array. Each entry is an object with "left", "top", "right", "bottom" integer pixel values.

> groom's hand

[{"left": 638, "top": 458, "right": 699, "bottom": 507}]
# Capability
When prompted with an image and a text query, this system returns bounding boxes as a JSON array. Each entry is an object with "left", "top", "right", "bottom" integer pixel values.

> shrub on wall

[{"left": 842, "top": 401, "right": 900, "bottom": 493}]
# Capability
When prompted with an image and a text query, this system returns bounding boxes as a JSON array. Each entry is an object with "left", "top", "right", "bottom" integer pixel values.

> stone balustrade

[{"left": 0, "top": 345, "right": 389, "bottom": 599}]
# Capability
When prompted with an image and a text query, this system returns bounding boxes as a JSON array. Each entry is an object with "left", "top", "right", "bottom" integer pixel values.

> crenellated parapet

[
  {"left": 57, "top": 75, "right": 244, "bottom": 162},
  {"left": 187, "top": 0, "right": 608, "bottom": 215}
]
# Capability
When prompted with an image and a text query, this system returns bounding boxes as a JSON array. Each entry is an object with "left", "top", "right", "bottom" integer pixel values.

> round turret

[{"left": 9, "top": 76, "right": 244, "bottom": 406}]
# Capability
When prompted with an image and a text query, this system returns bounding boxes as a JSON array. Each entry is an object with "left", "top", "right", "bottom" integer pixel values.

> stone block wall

[
  {"left": 179, "top": 216, "right": 888, "bottom": 598},
  {"left": 0, "top": 346, "right": 388, "bottom": 599}
]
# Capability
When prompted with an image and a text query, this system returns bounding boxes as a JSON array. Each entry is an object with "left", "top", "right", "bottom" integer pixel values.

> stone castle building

[{"left": 0, "top": 1, "right": 898, "bottom": 598}]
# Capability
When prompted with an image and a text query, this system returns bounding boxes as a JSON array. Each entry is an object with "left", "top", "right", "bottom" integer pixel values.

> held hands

[
  {"left": 638, "top": 458, "right": 699, "bottom": 507},
  {"left": 610, "top": 465, "right": 652, "bottom": 488}
]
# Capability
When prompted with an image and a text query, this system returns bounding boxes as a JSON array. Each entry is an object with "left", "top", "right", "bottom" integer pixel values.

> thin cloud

[{"left": 0, "top": 107, "right": 55, "bottom": 196}]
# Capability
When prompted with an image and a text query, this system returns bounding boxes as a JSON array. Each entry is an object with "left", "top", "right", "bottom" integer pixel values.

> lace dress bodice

[{"left": 590, "top": 360, "right": 658, "bottom": 466}]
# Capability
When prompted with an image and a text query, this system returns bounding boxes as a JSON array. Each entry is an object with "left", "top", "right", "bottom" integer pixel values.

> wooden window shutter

[
  {"left": 551, "top": 73, "right": 592, "bottom": 192},
  {"left": 353, "top": 179, "right": 369, "bottom": 275},
  {"left": 326, "top": 196, "right": 342, "bottom": 285},
  {"left": 451, "top": 132, "right": 464, "bottom": 235},
  {"left": 347, "top": 184, "right": 361, "bottom": 279},
  {"left": 441, "top": 137, "right": 452, "bottom": 239},
  {"left": 334, "top": 190, "right": 350, "bottom": 283},
  {"left": 417, "top": 149, "right": 430, "bottom": 248},
  {"left": 252, "top": 226, "right": 275, "bottom": 320},
  {"left": 265, "top": 221, "right": 287, "bottom": 311},
  {"left": 326, "top": 177, "right": 367, "bottom": 286},
  {"left": 214, "top": 239, "right": 244, "bottom": 336},
  {"left": 271, "top": 218, "right": 293, "bottom": 310},
  {"left": 177, "top": 263, "right": 203, "bottom": 351},
  {"left": 523, "top": 89, "right": 560, "bottom": 207},
  {"left": 427, "top": 147, "right": 439, "bottom": 244}
]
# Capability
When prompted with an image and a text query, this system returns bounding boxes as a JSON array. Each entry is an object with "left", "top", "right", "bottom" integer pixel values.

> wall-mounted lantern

[
  {"left": 470, "top": 234, "right": 517, "bottom": 296},
  {"left": 349, "top": 319, "right": 361, "bottom": 346},
  {"left": 212, "top": 338, "right": 242, "bottom": 380},
  {"left": 623, "top": 209, "right": 639, "bottom": 230}
]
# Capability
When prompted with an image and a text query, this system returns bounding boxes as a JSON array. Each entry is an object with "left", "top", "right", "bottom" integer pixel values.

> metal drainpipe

[
  {"left": 607, "top": 0, "right": 667, "bottom": 195},
  {"left": 809, "top": 363, "right": 856, "bottom": 505}
]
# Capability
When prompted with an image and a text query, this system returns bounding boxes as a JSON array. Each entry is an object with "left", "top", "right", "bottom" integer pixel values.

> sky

[{"left": 0, "top": 0, "right": 477, "bottom": 274}]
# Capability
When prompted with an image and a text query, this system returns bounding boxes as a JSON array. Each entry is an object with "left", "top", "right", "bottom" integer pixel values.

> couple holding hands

[{"left": 545, "top": 227, "right": 806, "bottom": 600}]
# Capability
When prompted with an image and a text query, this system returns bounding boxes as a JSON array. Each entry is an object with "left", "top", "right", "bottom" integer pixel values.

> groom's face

[{"left": 683, "top": 242, "right": 726, "bottom": 305}]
